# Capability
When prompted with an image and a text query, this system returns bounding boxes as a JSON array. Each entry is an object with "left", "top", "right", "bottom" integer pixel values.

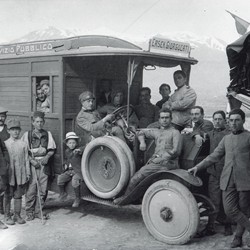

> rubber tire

[
  {"left": 82, "top": 137, "right": 130, "bottom": 199},
  {"left": 107, "top": 136, "right": 136, "bottom": 177},
  {"left": 142, "top": 179, "right": 199, "bottom": 245}
]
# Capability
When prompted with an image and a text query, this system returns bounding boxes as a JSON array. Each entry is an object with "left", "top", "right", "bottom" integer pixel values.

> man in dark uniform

[
  {"left": 189, "top": 109, "right": 250, "bottom": 248},
  {"left": 0, "top": 107, "right": 10, "bottom": 229}
]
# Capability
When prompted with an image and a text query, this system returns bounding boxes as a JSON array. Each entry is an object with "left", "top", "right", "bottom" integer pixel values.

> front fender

[{"left": 117, "top": 169, "right": 202, "bottom": 206}]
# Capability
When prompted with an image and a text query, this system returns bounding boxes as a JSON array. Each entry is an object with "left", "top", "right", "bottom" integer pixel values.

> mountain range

[{"left": 5, "top": 26, "right": 232, "bottom": 116}]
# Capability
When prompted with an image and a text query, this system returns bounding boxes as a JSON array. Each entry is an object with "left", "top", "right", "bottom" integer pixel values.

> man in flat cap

[
  {"left": 76, "top": 90, "right": 125, "bottom": 146},
  {"left": 0, "top": 107, "right": 9, "bottom": 218},
  {"left": 3, "top": 119, "right": 30, "bottom": 226},
  {"left": 21, "top": 111, "right": 56, "bottom": 220}
]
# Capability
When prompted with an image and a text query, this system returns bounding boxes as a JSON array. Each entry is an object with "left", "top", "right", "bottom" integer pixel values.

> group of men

[{"left": 1, "top": 69, "right": 250, "bottom": 248}]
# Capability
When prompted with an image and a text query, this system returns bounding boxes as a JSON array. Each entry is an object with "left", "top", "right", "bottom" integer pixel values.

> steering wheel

[{"left": 111, "top": 104, "right": 134, "bottom": 129}]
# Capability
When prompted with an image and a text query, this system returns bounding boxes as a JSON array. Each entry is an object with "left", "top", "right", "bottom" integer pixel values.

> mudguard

[{"left": 116, "top": 168, "right": 202, "bottom": 206}]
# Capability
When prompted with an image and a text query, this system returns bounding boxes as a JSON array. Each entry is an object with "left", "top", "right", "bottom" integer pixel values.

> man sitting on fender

[{"left": 114, "top": 108, "right": 181, "bottom": 204}]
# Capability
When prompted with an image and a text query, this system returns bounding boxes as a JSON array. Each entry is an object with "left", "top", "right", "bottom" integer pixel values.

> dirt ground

[{"left": 0, "top": 192, "right": 249, "bottom": 250}]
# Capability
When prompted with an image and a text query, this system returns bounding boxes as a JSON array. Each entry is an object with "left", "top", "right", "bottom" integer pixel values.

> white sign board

[{"left": 149, "top": 37, "right": 191, "bottom": 57}]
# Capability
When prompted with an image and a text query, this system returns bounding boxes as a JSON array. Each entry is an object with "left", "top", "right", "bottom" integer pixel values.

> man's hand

[
  {"left": 40, "top": 155, "right": 50, "bottom": 166},
  {"left": 188, "top": 166, "right": 198, "bottom": 176},
  {"left": 30, "top": 159, "right": 40, "bottom": 169},
  {"left": 103, "top": 114, "right": 114, "bottom": 123},
  {"left": 194, "top": 135, "right": 204, "bottom": 147},
  {"left": 139, "top": 141, "right": 147, "bottom": 151},
  {"left": 73, "top": 148, "right": 82, "bottom": 155}
]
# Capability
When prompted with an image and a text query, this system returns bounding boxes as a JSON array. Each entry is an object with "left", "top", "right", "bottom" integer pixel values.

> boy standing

[
  {"left": 22, "top": 111, "right": 56, "bottom": 220},
  {"left": 57, "top": 132, "right": 83, "bottom": 208},
  {"left": 4, "top": 119, "right": 30, "bottom": 225}
]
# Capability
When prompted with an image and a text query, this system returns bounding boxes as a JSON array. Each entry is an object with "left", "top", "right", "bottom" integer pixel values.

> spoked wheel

[
  {"left": 193, "top": 193, "right": 216, "bottom": 218},
  {"left": 82, "top": 137, "right": 130, "bottom": 199},
  {"left": 142, "top": 179, "right": 199, "bottom": 245}
]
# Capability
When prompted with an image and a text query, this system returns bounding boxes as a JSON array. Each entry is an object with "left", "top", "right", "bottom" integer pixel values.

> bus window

[{"left": 32, "top": 76, "right": 52, "bottom": 113}]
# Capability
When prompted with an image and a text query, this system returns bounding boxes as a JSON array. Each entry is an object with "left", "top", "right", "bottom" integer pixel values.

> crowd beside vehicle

[{"left": 0, "top": 69, "right": 250, "bottom": 248}]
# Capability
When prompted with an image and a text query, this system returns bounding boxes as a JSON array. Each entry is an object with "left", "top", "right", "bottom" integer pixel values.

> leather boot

[
  {"left": 13, "top": 199, "right": 25, "bottom": 224},
  {"left": 4, "top": 196, "right": 14, "bottom": 225},
  {"left": 72, "top": 186, "right": 80, "bottom": 208},
  {"left": 230, "top": 236, "right": 242, "bottom": 248},
  {"left": 0, "top": 195, "right": 4, "bottom": 214},
  {"left": 58, "top": 185, "right": 67, "bottom": 201}
]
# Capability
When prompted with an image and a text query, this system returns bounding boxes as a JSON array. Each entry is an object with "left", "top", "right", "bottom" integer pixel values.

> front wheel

[{"left": 142, "top": 179, "right": 199, "bottom": 245}]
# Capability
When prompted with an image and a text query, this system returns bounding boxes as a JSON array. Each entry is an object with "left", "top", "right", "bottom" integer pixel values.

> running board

[{"left": 82, "top": 194, "right": 121, "bottom": 207}]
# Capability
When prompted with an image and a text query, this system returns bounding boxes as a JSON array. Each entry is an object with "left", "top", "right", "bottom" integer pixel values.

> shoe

[
  {"left": 13, "top": 214, "right": 26, "bottom": 224},
  {"left": 230, "top": 236, "right": 242, "bottom": 248},
  {"left": 195, "top": 226, "right": 216, "bottom": 238},
  {"left": 26, "top": 213, "right": 35, "bottom": 221},
  {"left": 0, "top": 208, "right": 4, "bottom": 215},
  {"left": 34, "top": 212, "right": 49, "bottom": 220},
  {"left": 0, "top": 220, "right": 8, "bottom": 229},
  {"left": 113, "top": 196, "right": 124, "bottom": 205},
  {"left": 5, "top": 216, "right": 15, "bottom": 225},
  {"left": 224, "top": 225, "right": 233, "bottom": 236},
  {"left": 72, "top": 198, "right": 80, "bottom": 208}
]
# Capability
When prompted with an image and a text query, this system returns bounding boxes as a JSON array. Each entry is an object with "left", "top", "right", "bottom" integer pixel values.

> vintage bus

[{"left": 0, "top": 35, "right": 207, "bottom": 245}]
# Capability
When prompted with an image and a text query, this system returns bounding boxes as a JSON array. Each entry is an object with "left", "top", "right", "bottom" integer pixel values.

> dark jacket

[
  {"left": 64, "top": 148, "right": 83, "bottom": 179},
  {"left": 0, "top": 138, "right": 10, "bottom": 176},
  {"left": 206, "top": 128, "right": 230, "bottom": 177},
  {"left": 197, "top": 130, "right": 250, "bottom": 191}
]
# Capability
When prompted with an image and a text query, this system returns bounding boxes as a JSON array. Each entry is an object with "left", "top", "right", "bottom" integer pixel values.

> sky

[{"left": 0, "top": 0, "right": 250, "bottom": 44}]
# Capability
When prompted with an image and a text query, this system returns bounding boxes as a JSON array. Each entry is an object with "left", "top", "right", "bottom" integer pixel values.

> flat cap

[
  {"left": 79, "top": 91, "right": 95, "bottom": 103},
  {"left": 0, "top": 107, "right": 8, "bottom": 114},
  {"left": 33, "top": 111, "right": 45, "bottom": 119},
  {"left": 7, "top": 119, "right": 21, "bottom": 130}
]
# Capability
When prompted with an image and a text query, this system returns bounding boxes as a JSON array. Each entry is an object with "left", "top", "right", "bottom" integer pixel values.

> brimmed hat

[
  {"left": 79, "top": 91, "right": 95, "bottom": 103},
  {"left": 7, "top": 119, "right": 21, "bottom": 130},
  {"left": 64, "top": 132, "right": 79, "bottom": 142},
  {"left": 0, "top": 107, "right": 8, "bottom": 114}
]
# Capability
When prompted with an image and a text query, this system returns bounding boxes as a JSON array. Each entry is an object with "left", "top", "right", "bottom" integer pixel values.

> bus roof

[{"left": 0, "top": 35, "right": 198, "bottom": 66}]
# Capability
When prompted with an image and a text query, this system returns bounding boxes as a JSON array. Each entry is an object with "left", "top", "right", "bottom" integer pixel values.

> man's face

[
  {"left": 160, "top": 86, "right": 171, "bottom": 99},
  {"left": 42, "top": 84, "right": 50, "bottom": 95},
  {"left": 8, "top": 128, "right": 21, "bottom": 139},
  {"left": 66, "top": 139, "right": 77, "bottom": 150},
  {"left": 113, "top": 92, "right": 123, "bottom": 106},
  {"left": 0, "top": 113, "right": 7, "bottom": 126},
  {"left": 191, "top": 108, "right": 204, "bottom": 124},
  {"left": 37, "top": 89, "right": 46, "bottom": 102},
  {"left": 32, "top": 117, "right": 45, "bottom": 131},
  {"left": 174, "top": 73, "right": 186, "bottom": 89},
  {"left": 159, "top": 112, "right": 172, "bottom": 128},
  {"left": 213, "top": 114, "right": 226, "bottom": 129},
  {"left": 140, "top": 90, "right": 151, "bottom": 104},
  {"left": 229, "top": 114, "right": 244, "bottom": 133},
  {"left": 82, "top": 99, "right": 94, "bottom": 111}
]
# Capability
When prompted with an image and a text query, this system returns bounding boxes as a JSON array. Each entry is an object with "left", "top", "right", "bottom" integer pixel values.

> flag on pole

[{"left": 226, "top": 10, "right": 250, "bottom": 35}]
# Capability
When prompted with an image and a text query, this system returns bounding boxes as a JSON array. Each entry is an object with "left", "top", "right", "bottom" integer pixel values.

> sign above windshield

[{"left": 149, "top": 37, "right": 191, "bottom": 57}]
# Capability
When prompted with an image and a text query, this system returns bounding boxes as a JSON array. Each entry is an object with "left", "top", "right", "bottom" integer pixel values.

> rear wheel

[
  {"left": 82, "top": 137, "right": 130, "bottom": 199},
  {"left": 142, "top": 179, "right": 199, "bottom": 245}
]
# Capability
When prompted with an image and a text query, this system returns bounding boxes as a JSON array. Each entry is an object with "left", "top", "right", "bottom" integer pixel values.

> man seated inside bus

[
  {"left": 36, "top": 86, "right": 50, "bottom": 113},
  {"left": 98, "top": 89, "right": 139, "bottom": 131},
  {"left": 75, "top": 90, "right": 126, "bottom": 146},
  {"left": 96, "top": 79, "right": 112, "bottom": 107},
  {"left": 134, "top": 87, "right": 159, "bottom": 128}
]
